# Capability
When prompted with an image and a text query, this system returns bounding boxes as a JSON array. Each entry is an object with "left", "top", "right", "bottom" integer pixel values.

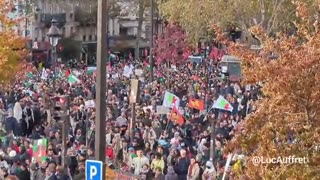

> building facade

[{"left": 30, "top": 0, "right": 162, "bottom": 51}]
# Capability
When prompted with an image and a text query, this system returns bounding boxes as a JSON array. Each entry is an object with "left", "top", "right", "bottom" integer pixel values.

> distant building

[{"left": 28, "top": 0, "right": 162, "bottom": 62}]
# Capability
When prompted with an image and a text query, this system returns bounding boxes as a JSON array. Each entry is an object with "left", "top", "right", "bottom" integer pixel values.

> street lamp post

[{"left": 47, "top": 19, "right": 62, "bottom": 93}]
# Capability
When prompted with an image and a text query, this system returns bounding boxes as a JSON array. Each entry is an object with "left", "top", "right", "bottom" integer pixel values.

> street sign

[{"left": 86, "top": 160, "right": 103, "bottom": 180}]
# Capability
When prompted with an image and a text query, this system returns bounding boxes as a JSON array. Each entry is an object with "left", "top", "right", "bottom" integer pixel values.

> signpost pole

[{"left": 95, "top": 0, "right": 107, "bottom": 179}]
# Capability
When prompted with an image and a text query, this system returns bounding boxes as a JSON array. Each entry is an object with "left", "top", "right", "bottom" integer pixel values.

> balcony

[
  {"left": 40, "top": 13, "right": 66, "bottom": 28},
  {"left": 74, "top": 7, "right": 97, "bottom": 26}
]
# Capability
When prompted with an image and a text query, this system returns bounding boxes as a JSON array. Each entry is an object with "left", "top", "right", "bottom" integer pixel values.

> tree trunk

[{"left": 135, "top": 0, "right": 145, "bottom": 62}]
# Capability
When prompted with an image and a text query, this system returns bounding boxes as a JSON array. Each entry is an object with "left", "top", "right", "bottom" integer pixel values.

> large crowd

[{"left": 0, "top": 50, "right": 261, "bottom": 180}]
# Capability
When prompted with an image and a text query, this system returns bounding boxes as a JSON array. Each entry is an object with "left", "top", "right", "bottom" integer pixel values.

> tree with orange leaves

[
  {"left": 0, "top": 0, "right": 26, "bottom": 85},
  {"left": 214, "top": 1, "right": 320, "bottom": 179}
]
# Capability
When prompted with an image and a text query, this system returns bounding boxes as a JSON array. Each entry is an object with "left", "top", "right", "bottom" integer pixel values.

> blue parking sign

[{"left": 86, "top": 160, "right": 103, "bottom": 180}]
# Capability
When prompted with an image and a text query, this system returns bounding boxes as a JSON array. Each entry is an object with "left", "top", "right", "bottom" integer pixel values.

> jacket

[
  {"left": 174, "top": 157, "right": 190, "bottom": 176},
  {"left": 187, "top": 163, "right": 200, "bottom": 180},
  {"left": 18, "top": 169, "right": 31, "bottom": 180},
  {"left": 4, "top": 116, "right": 18, "bottom": 134}
]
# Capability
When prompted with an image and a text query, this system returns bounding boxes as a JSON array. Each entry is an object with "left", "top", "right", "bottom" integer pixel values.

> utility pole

[
  {"left": 149, "top": 0, "right": 154, "bottom": 81},
  {"left": 96, "top": 0, "right": 107, "bottom": 178}
]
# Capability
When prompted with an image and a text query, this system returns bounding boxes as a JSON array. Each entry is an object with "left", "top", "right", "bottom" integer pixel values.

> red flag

[
  {"left": 188, "top": 98, "right": 205, "bottom": 111},
  {"left": 170, "top": 107, "right": 184, "bottom": 126}
]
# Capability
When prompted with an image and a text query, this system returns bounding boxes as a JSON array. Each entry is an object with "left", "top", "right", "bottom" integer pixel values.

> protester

[{"left": 0, "top": 46, "right": 261, "bottom": 180}]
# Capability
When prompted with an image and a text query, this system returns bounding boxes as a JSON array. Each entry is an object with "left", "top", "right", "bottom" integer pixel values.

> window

[
  {"left": 62, "top": 27, "right": 66, "bottom": 35},
  {"left": 41, "top": 36, "right": 45, "bottom": 41},
  {"left": 83, "top": 35, "right": 86, "bottom": 41},
  {"left": 69, "top": 13, "right": 73, "bottom": 19},
  {"left": 89, "top": 35, "right": 92, "bottom": 41},
  {"left": 119, "top": 27, "right": 128, "bottom": 36}
]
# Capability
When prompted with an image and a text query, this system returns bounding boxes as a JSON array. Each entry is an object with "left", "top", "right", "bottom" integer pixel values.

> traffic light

[{"left": 52, "top": 96, "right": 69, "bottom": 121}]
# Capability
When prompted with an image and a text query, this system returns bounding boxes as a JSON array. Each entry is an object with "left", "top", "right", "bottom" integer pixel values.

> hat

[
  {"left": 9, "top": 150, "right": 17, "bottom": 157},
  {"left": 128, "top": 147, "right": 135, "bottom": 151},
  {"left": 206, "top": 161, "right": 213, "bottom": 168}
]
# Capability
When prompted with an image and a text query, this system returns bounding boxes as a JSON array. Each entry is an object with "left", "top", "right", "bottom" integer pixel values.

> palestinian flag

[
  {"left": 32, "top": 138, "right": 48, "bottom": 163},
  {"left": 86, "top": 66, "right": 97, "bottom": 74},
  {"left": 170, "top": 107, "right": 184, "bottom": 126},
  {"left": 188, "top": 98, "right": 205, "bottom": 111},
  {"left": 162, "top": 91, "right": 180, "bottom": 109},
  {"left": 67, "top": 74, "right": 80, "bottom": 84},
  {"left": 212, "top": 96, "right": 233, "bottom": 112},
  {"left": 143, "top": 61, "right": 151, "bottom": 70}
]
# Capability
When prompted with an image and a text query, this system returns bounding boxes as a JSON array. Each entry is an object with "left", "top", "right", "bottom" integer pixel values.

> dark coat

[
  {"left": 56, "top": 173, "right": 70, "bottom": 180},
  {"left": 4, "top": 116, "right": 18, "bottom": 135},
  {"left": 18, "top": 169, "right": 31, "bottom": 180},
  {"left": 73, "top": 171, "right": 85, "bottom": 180},
  {"left": 174, "top": 157, "right": 190, "bottom": 180}
]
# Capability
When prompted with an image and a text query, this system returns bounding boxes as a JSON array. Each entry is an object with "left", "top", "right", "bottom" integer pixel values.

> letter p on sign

[{"left": 90, "top": 166, "right": 97, "bottom": 179}]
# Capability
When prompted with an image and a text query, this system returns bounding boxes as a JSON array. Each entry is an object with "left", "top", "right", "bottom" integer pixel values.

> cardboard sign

[
  {"left": 156, "top": 106, "right": 170, "bottom": 114},
  {"left": 135, "top": 69, "right": 143, "bottom": 76},
  {"left": 85, "top": 100, "right": 95, "bottom": 108}
]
